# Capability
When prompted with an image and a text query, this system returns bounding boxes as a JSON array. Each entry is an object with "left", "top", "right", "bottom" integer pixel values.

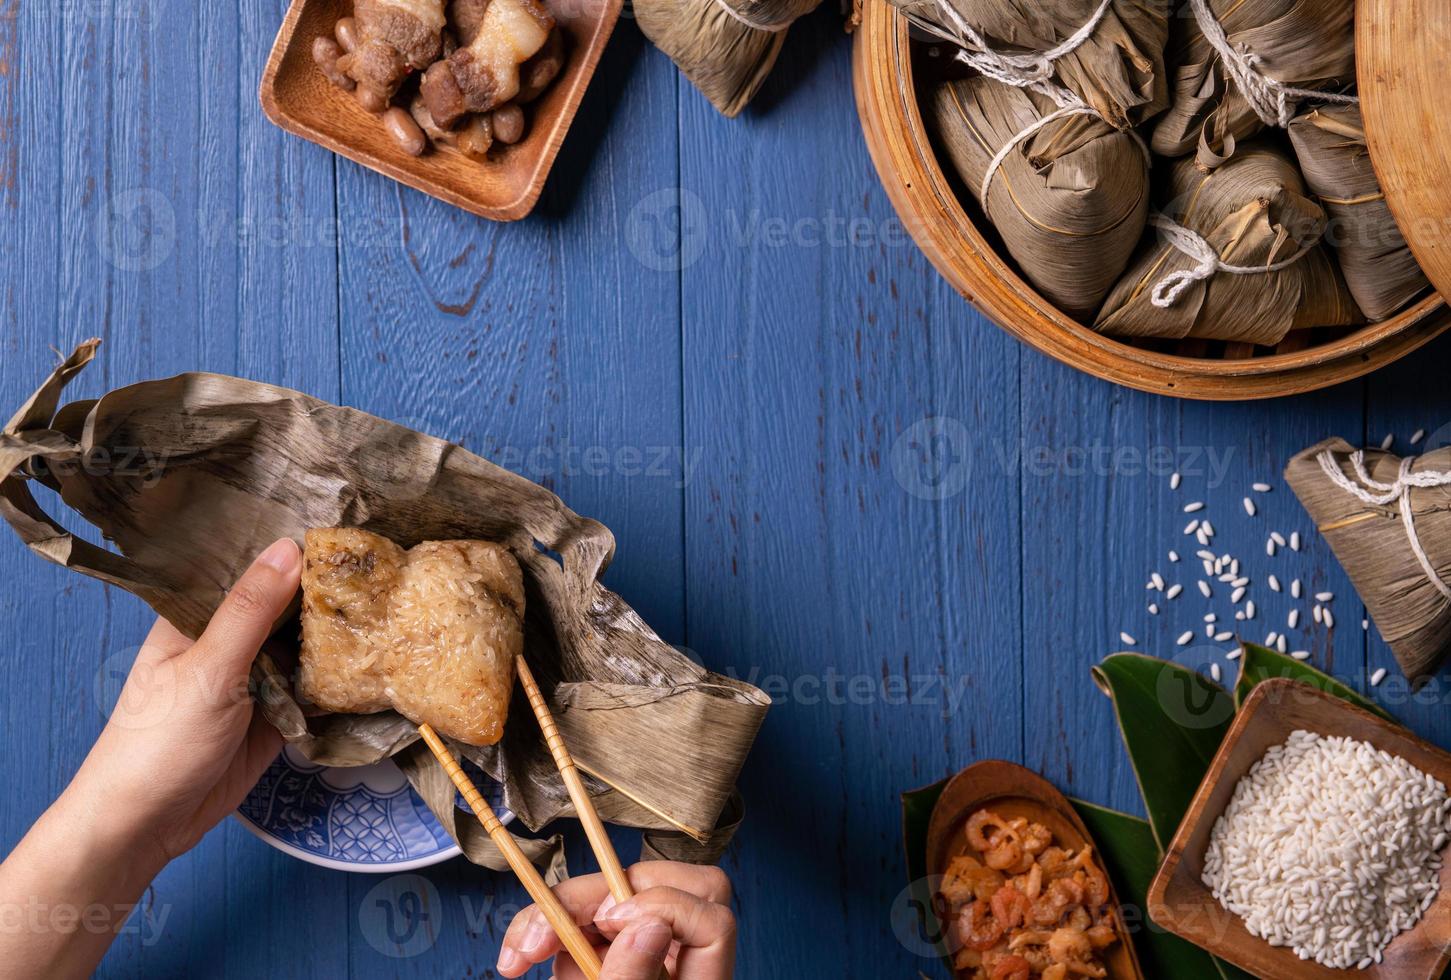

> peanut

[{"left": 384, "top": 106, "right": 428, "bottom": 156}]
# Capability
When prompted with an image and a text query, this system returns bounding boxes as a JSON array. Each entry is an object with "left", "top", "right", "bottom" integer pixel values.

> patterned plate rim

[{"left": 233, "top": 809, "right": 464, "bottom": 873}]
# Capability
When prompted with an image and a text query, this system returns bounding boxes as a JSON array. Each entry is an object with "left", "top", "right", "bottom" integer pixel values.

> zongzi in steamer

[
  {"left": 300, "top": 527, "right": 523, "bottom": 747},
  {"left": 634, "top": 0, "right": 818, "bottom": 118},
  {"left": 1151, "top": 0, "right": 1355, "bottom": 165},
  {"left": 925, "top": 76, "right": 1150, "bottom": 318},
  {"left": 1095, "top": 144, "right": 1360, "bottom": 344},
  {"left": 1288, "top": 106, "right": 1431, "bottom": 322},
  {"left": 893, "top": 0, "right": 1172, "bottom": 129}
]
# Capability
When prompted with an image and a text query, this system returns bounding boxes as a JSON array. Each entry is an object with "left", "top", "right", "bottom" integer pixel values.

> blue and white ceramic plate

[{"left": 236, "top": 744, "right": 509, "bottom": 873}]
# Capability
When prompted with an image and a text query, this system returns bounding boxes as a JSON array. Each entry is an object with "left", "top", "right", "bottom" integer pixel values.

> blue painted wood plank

[
  {"left": 679, "top": 12, "right": 1023, "bottom": 975},
  {"left": 332, "top": 22, "right": 683, "bottom": 978},
  {"left": 0, "top": 0, "right": 344, "bottom": 975},
  {"left": 1017, "top": 354, "right": 1370, "bottom": 819}
]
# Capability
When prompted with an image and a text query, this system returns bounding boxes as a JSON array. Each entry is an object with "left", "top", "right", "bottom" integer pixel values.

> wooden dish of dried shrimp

[{"left": 927, "top": 761, "right": 1143, "bottom": 980}]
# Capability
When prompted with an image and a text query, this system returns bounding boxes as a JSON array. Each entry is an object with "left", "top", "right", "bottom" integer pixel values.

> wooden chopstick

[
  {"left": 515, "top": 656, "right": 637, "bottom": 905},
  {"left": 417, "top": 723, "right": 603, "bottom": 980},
  {"left": 516, "top": 659, "right": 672, "bottom": 980}
]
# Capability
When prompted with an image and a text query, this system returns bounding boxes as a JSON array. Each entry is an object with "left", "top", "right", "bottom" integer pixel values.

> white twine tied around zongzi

[
  {"left": 942, "top": 0, "right": 1114, "bottom": 89},
  {"left": 917, "top": 0, "right": 1148, "bottom": 218},
  {"left": 1146, "top": 211, "right": 1318, "bottom": 308},
  {"left": 1188, "top": 0, "right": 1358, "bottom": 129},
  {"left": 1316, "top": 448, "right": 1451, "bottom": 602}
]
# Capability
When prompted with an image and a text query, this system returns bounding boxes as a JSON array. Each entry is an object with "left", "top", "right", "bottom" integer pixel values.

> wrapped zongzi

[
  {"left": 1288, "top": 105, "right": 1431, "bottom": 322},
  {"left": 1287, "top": 438, "right": 1451, "bottom": 682},
  {"left": 1151, "top": 0, "right": 1356, "bottom": 166},
  {"left": 895, "top": 0, "right": 1172, "bottom": 129},
  {"left": 1095, "top": 144, "right": 1360, "bottom": 345},
  {"left": 635, "top": 0, "right": 818, "bottom": 118},
  {"left": 926, "top": 76, "right": 1149, "bottom": 318}
]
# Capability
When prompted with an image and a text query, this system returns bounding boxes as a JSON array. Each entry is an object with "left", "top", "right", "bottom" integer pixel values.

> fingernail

[
  {"left": 497, "top": 947, "right": 521, "bottom": 973},
  {"left": 518, "top": 919, "right": 551, "bottom": 954},
  {"left": 629, "top": 921, "right": 673, "bottom": 959},
  {"left": 257, "top": 538, "right": 300, "bottom": 575},
  {"left": 600, "top": 899, "right": 638, "bottom": 923},
  {"left": 596, "top": 895, "right": 618, "bottom": 920}
]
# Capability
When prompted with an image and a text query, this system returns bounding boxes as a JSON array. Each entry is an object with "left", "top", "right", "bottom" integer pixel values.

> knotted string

[
  {"left": 938, "top": 0, "right": 1114, "bottom": 89},
  {"left": 1188, "top": 0, "right": 1358, "bottom": 129},
  {"left": 1147, "top": 212, "right": 1318, "bottom": 308},
  {"left": 906, "top": 0, "right": 1147, "bottom": 218},
  {"left": 1316, "top": 448, "right": 1451, "bottom": 602}
]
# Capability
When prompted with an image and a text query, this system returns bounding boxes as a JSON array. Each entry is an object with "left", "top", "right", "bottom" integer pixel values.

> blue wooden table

[{"left": 3, "top": 3, "right": 1451, "bottom": 976}]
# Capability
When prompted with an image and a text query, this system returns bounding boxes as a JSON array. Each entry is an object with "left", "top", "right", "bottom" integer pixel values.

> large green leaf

[
  {"left": 1074, "top": 801, "right": 1224, "bottom": 980},
  {"left": 1092, "top": 653, "right": 1237, "bottom": 851},
  {"left": 900, "top": 780, "right": 950, "bottom": 977},
  {"left": 1233, "top": 642, "right": 1395, "bottom": 721}
]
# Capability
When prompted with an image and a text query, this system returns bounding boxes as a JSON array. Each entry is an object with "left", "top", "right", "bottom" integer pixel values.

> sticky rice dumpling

[
  {"left": 894, "top": 0, "right": 1172, "bottom": 129},
  {"left": 1151, "top": 0, "right": 1355, "bottom": 164},
  {"left": 635, "top": 0, "right": 818, "bottom": 118},
  {"left": 1288, "top": 105, "right": 1431, "bottom": 322},
  {"left": 925, "top": 76, "right": 1150, "bottom": 318},
  {"left": 299, "top": 527, "right": 523, "bottom": 746},
  {"left": 1095, "top": 144, "right": 1360, "bottom": 345}
]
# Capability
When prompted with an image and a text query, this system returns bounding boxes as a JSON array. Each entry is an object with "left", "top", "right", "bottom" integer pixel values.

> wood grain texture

[
  {"left": 1358, "top": 0, "right": 1451, "bottom": 303},
  {"left": 2, "top": 3, "right": 1451, "bottom": 979}
]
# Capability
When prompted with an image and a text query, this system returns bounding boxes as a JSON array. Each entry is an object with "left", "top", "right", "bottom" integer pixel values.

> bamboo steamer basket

[{"left": 852, "top": 0, "right": 1451, "bottom": 400}]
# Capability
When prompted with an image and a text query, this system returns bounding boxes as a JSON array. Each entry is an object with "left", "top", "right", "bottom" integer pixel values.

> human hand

[
  {"left": 497, "top": 861, "right": 737, "bottom": 980},
  {"left": 66, "top": 537, "right": 299, "bottom": 868},
  {"left": 0, "top": 539, "right": 300, "bottom": 979}
]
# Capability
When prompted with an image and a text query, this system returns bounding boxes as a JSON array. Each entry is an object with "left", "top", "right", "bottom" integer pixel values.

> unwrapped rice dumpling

[
  {"left": 1095, "top": 144, "right": 1359, "bottom": 345},
  {"left": 926, "top": 76, "right": 1150, "bottom": 318},
  {"left": 1151, "top": 0, "right": 1355, "bottom": 165},
  {"left": 895, "top": 0, "right": 1172, "bottom": 129},
  {"left": 300, "top": 527, "right": 523, "bottom": 746},
  {"left": 1288, "top": 105, "right": 1431, "bottom": 322},
  {"left": 1287, "top": 438, "right": 1451, "bottom": 682}
]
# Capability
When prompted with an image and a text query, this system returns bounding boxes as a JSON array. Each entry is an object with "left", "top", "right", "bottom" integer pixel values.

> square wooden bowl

[
  {"left": 259, "top": 0, "right": 623, "bottom": 221},
  {"left": 1149, "top": 678, "right": 1451, "bottom": 979}
]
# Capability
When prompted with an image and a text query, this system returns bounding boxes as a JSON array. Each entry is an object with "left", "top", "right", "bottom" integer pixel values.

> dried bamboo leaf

[
  {"left": 1288, "top": 105, "right": 1432, "bottom": 322},
  {"left": 1286, "top": 438, "right": 1451, "bottom": 683},
  {"left": 1095, "top": 144, "right": 1360, "bottom": 344},
  {"left": 925, "top": 76, "right": 1150, "bottom": 318},
  {"left": 0, "top": 341, "right": 770, "bottom": 869},
  {"left": 634, "top": 0, "right": 816, "bottom": 118},
  {"left": 1151, "top": 0, "right": 1355, "bottom": 164},
  {"left": 892, "top": 0, "right": 1172, "bottom": 128}
]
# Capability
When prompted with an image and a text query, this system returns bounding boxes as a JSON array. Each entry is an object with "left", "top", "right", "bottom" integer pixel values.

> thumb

[
  {"left": 187, "top": 538, "right": 302, "bottom": 693},
  {"left": 598, "top": 917, "right": 673, "bottom": 980}
]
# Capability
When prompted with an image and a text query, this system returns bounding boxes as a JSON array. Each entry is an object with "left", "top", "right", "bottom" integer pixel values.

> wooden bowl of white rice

[{"left": 1149, "top": 678, "right": 1451, "bottom": 978}]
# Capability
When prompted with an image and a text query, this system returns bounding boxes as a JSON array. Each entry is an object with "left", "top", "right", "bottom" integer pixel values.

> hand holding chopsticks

[{"left": 417, "top": 723, "right": 605, "bottom": 980}]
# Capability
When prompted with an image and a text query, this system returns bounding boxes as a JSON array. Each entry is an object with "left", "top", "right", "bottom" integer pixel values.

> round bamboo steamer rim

[{"left": 851, "top": 0, "right": 1451, "bottom": 401}]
